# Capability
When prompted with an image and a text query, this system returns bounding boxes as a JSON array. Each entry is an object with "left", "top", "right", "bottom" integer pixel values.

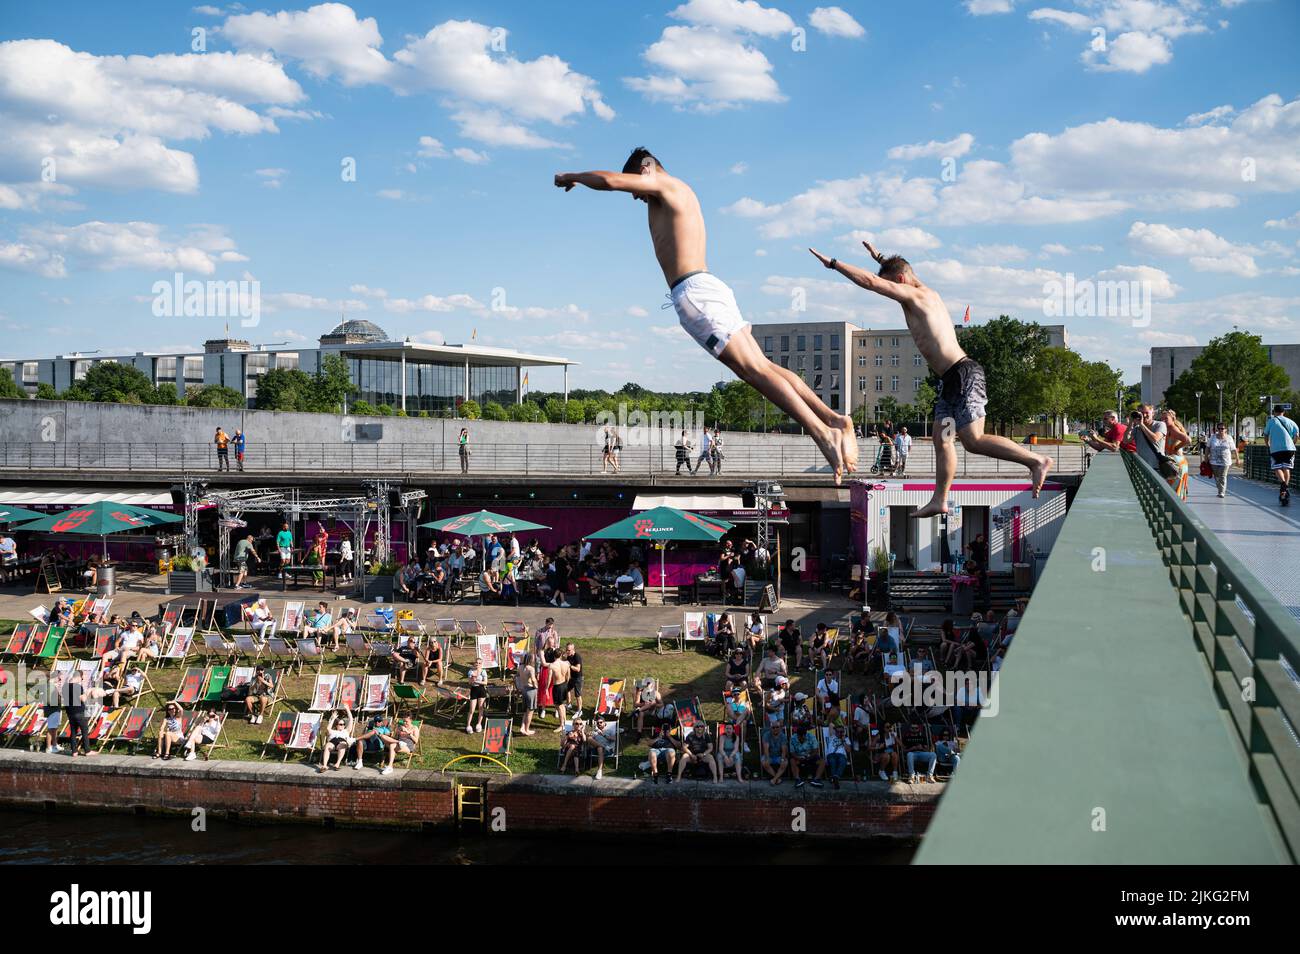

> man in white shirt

[
  {"left": 578, "top": 538, "right": 592, "bottom": 563},
  {"left": 729, "top": 562, "right": 746, "bottom": 603},
  {"left": 1128, "top": 404, "right": 1167, "bottom": 473},
  {"left": 893, "top": 427, "right": 912, "bottom": 476},
  {"left": 694, "top": 428, "right": 713, "bottom": 476}
]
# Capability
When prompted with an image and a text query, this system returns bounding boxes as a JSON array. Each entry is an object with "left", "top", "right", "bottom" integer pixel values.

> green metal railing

[
  {"left": 1244, "top": 443, "right": 1300, "bottom": 489},
  {"left": 1125, "top": 450, "right": 1300, "bottom": 862}
]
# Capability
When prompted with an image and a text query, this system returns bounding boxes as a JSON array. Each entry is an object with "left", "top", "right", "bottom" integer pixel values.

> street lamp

[
  {"left": 1195, "top": 391, "right": 1203, "bottom": 438},
  {"left": 1216, "top": 381, "right": 1224, "bottom": 427}
]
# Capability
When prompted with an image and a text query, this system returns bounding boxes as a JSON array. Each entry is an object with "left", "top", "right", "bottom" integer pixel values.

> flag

[
  {"left": 962, "top": 306, "right": 971, "bottom": 324},
  {"left": 522, "top": 372, "right": 529, "bottom": 389},
  {"left": 471, "top": 328, "right": 477, "bottom": 340}
]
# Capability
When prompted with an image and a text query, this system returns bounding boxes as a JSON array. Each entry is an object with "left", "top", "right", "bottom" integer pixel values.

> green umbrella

[
  {"left": 0, "top": 505, "right": 44, "bottom": 525},
  {"left": 586, "top": 506, "right": 735, "bottom": 598},
  {"left": 16, "top": 501, "right": 183, "bottom": 561},
  {"left": 419, "top": 510, "right": 551, "bottom": 537}
]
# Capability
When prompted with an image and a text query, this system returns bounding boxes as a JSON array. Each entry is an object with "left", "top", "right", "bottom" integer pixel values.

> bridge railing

[
  {"left": 0, "top": 441, "right": 1089, "bottom": 478},
  {"left": 1125, "top": 449, "right": 1300, "bottom": 862}
]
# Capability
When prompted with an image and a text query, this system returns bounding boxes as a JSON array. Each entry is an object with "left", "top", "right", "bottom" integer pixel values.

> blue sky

[{"left": 1, "top": 0, "right": 1298, "bottom": 392}]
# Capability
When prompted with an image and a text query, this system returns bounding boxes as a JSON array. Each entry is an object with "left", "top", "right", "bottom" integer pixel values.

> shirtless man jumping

[
  {"left": 808, "top": 241, "right": 1052, "bottom": 516},
  {"left": 555, "top": 147, "right": 857, "bottom": 482}
]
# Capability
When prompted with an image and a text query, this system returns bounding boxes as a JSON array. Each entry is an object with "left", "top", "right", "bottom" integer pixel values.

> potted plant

[
  {"left": 165, "top": 553, "right": 212, "bottom": 594},
  {"left": 358, "top": 558, "right": 399, "bottom": 601}
]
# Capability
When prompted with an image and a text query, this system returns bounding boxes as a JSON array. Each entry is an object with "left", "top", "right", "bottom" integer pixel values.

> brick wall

[{"left": 0, "top": 752, "right": 935, "bottom": 839}]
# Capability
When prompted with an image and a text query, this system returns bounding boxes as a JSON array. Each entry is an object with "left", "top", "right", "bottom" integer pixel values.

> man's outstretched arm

[
  {"left": 554, "top": 171, "right": 662, "bottom": 197},
  {"left": 807, "top": 246, "right": 918, "bottom": 304}
]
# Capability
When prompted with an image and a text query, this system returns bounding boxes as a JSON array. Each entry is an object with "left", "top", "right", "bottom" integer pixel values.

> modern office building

[
  {"left": 750, "top": 320, "right": 1068, "bottom": 421},
  {"left": 1141, "top": 343, "right": 1300, "bottom": 409},
  {"left": 1, "top": 319, "right": 576, "bottom": 413}
]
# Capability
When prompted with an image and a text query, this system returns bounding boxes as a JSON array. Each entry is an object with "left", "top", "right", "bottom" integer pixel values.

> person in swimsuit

[
  {"left": 555, "top": 148, "right": 858, "bottom": 483},
  {"left": 808, "top": 241, "right": 1053, "bottom": 515}
]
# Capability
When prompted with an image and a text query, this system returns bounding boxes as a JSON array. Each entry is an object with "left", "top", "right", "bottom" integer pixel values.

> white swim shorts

[{"left": 670, "top": 271, "right": 749, "bottom": 358}]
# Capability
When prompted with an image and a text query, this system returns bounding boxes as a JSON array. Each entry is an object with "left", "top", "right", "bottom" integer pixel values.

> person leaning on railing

[{"left": 1205, "top": 422, "right": 1238, "bottom": 499}]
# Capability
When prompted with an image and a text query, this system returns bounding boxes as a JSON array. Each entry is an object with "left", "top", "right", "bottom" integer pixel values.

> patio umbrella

[
  {"left": 586, "top": 505, "right": 735, "bottom": 599},
  {"left": 15, "top": 501, "right": 183, "bottom": 560},
  {"left": 420, "top": 510, "right": 551, "bottom": 537},
  {"left": 0, "top": 505, "right": 44, "bottom": 525}
]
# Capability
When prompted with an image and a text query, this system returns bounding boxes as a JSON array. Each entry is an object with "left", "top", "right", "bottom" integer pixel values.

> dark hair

[
  {"left": 877, "top": 254, "right": 912, "bottom": 281},
  {"left": 622, "top": 146, "right": 661, "bottom": 174}
]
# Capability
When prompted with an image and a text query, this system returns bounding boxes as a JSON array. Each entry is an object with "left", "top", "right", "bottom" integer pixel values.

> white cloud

[
  {"left": 452, "top": 147, "right": 489, "bottom": 164},
  {"left": 416, "top": 136, "right": 447, "bottom": 158},
  {"left": 1265, "top": 212, "right": 1300, "bottom": 230},
  {"left": 1030, "top": 1, "right": 1213, "bottom": 73},
  {"left": 264, "top": 292, "right": 368, "bottom": 313},
  {"left": 0, "top": 241, "right": 67, "bottom": 278},
  {"left": 1126, "top": 221, "right": 1260, "bottom": 276},
  {"left": 809, "top": 6, "right": 866, "bottom": 38},
  {"left": 671, "top": 0, "right": 796, "bottom": 37},
  {"left": 952, "top": 243, "right": 1032, "bottom": 263},
  {"left": 377, "top": 189, "right": 407, "bottom": 200},
  {"left": 382, "top": 293, "right": 484, "bottom": 314},
  {"left": 730, "top": 161, "right": 749, "bottom": 175},
  {"left": 887, "top": 133, "right": 975, "bottom": 160},
  {"left": 349, "top": 284, "right": 389, "bottom": 299},
  {"left": 966, "top": 0, "right": 1017, "bottom": 13},
  {"left": 221, "top": 3, "right": 393, "bottom": 86},
  {"left": 255, "top": 167, "right": 287, "bottom": 188},
  {"left": 627, "top": 305, "right": 649, "bottom": 317},
  {"left": 1040, "top": 243, "right": 1072, "bottom": 256},
  {"left": 6, "top": 221, "right": 247, "bottom": 276},
  {"left": 451, "top": 109, "right": 564, "bottom": 149},
  {"left": 842, "top": 227, "right": 943, "bottom": 252},
  {"left": 626, "top": 26, "right": 784, "bottom": 110},
  {"left": 1184, "top": 104, "right": 1234, "bottom": 126}
]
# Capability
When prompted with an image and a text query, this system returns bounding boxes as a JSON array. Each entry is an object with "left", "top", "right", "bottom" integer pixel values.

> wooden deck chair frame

[
  {"left": 309, "top": 673, "right": 341, "bottom": 712},
  {"left": 673, "top": 696, "right": 703, "bottom": 735},
  {"left": 343, "top": 632, "right": 373, "bottom": 669},
  {"left": 656, "top": 623, "right": 683, "bottom": 655},
  {"left": 360, "top": 673, "right": 391, "bottom": 716},
  {"left": 282, "top": 711, "right": 323, "bottom": 764},
  {"left": 390, "top": 681, "right": 425, "bottom": 713},
  {"left": 159, "top": 626, "right": 196, "bottom": 668},
  {"left": 280, "top": 600, "right": 307, "bottom": 634},
  {"left": 433, "top": 617, "right": 462, "bottom": 648},
  {"left": 429, "top": 683, "right": 469, "bottom": 719},
  {"left": 102, "top": 706, "right": 155, "bottom": 753},
  {"left": 200, "top": 632, "right": 235, "bottom": 663},
  {"left": 594, "top": 677, "right": 626, "bottom": 721},
  {"left": 1, "top": 623, "right": 35, "bottom": 660},
  {"left": 232, "top": 631, "right": 268, "bottom": 664},
  {"left": 393, "top": 716, "right": 422, "bottom": 769},
  {"left": 260, "top": 707, "right": 297, "bottom": 759},
  {"left": 173, "top": 666, "right": 207, "bottom": 707},
  {"left": 199, "top": 665, "right": 233, "bottom": 706}
]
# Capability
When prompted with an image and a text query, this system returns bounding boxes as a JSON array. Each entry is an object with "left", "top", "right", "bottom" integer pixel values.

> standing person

[
  {"left": 565, "top": 643, "right": 584, "bottom": 719},
  {"left": 232, "top": 533, "right": 258, "bottom": 589},
  {"left": 232, "top": 429, "right": 246, "bottom": 472},
  {"left": 1128, "top": 404, "right": 1168, "bottom": 474},
  {"left": 710, "top": 427, "right": 724, "bottom": 475},
  {"left": 556, "top": 149, "right": 857, "bottom": 482},
  {"left": 549, "top": 651, "right": 572, "bottom": 731},
  {"left": 465, "top": 658, "right": 488, "bottom": 734},
  {"left": 894, "top": 426, "right": 912, "bottom": 476},
  {"left": 338, "top": 532, "right": 354, "bottom": 584},
  {"left": 0, "top": 531, "right": 16, "bottom": 583},
  {"left": 674, "top": 429, "right": 692, "bottom": 475},
  {"left": 275, "top": 521, "right": 294, "bottom": 580},
  {"left": 1264, "top": 405, "right": 1298, "bottom": 506},
  {"left": 694, "top": 427, "right": 713, "bottom": 475},
  {"left": 809, "top": 240, "right": 1052, "bottom": 509},
  {"left": 516, "top": 652, "right": 538, "bottom": 736},
  {"left": 458, "top": 428, "right": 470, "bottom": 474},
  {"left": 214, "top": 427, "right": 230, "bottom": 472},
  {"left": 611, "top": 427, "right": 623, "bottom": 473},
  {"left": 1160, "top": 409, "right": 1191, "bottom": 500},
  {"left": 1206, "top": 422, "right": 1237, "bottom": 498},
  {"left": 601, "top": 425, "right": 615, "bottom": 474}
]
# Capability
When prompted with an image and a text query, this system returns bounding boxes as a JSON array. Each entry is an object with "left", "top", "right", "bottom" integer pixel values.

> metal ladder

[{"left": 455, "top": 781, "right": 486, "bottom": 828}]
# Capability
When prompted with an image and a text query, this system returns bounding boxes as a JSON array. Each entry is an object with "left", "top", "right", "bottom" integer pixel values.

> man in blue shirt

[{"left": 1264, "top": 405, "right": 1298, "bottom": 504}]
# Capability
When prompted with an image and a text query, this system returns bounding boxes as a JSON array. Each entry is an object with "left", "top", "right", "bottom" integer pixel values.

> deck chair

[
  {"left": 103, "top": 706, "right": 154, "bottom": 753},
  {"left": 814, "top": 669, "right": 843, "bottom": 715},
  {"left": 200, "top": 665, "right": 232, "bottom": 705},
  {"left": 159, "top": 626, "right": 194, "bottom": 668},
  {"left": 434, "top": 617, "right": 462, "bottom": 648},
  {"left": 232, "top": 632, "right": 267, "bottom": 663},
  {"left": 282, "top": 711, "right": 322, "bottom": 763},
  {"left": 159, "top": 606, "right": 180, "bottom": 636},
  {"left": 392, "top": 717, "right": 422, "bottom": 769},
  {"left": 0, "top": 703, "right": 33, "bottom": 743},
  {"left": 656, "top": 623, "right": 683, "bottom": 654},
  {"left": 84, "top": 706, "right": 124, "bottom": 747},
  {"left": 21, "top": 624, "right": 50, "bottom": 660},
  {"left": 715, "top": 722, "right": 745, "bottom": 781},
  {"left": 89, "top": 626, "right": 117, "bottom": 658},
  {"left": 310, "top": 673, "right": 340, "bottom": 711},
  {"left": 456, "top": 619, "right": 485, "bottom": 647},
  {"left": 295, "top": 636, "right": 325, "bottom": 674},
  {"left": 363, "top": 606, "right": 395, "bottom": 636},
  {"left": 260, "top": 709, "right": 296, "bottom": 759},
  {"left": 28, "top": 605, "right": 49, "bottom": 625},
  {"left": 228, "top": 665, "right": 255, "bottom": 695},
  {"left": 174, "top": 666, "right": 206, "bottom": 706},
  {"left": 882, "top": 650, "right": 909, "bottom": 681},
  {"left": 361, "top": 674, "right": 390, "bottom": 715},
  {"left": 395, "top": 613, "right": 428, "bottom": 638},
  {"left": 337, "top": 673, "right": 364, "bottom": 712},
  {"left": 343, "top": 632, "right": 373, "bottom": 668},
  {"left": 86, "top": 597, "right": 113, "bottom": 624},
  {"left": 266, "top": 635, "right": 299, "bottom": 671},
  {"left": 391, "top": 681, "right": 425, "bottom": 712},
  {"left": 481, "top": 716, "right": 512, "bottom": 766},
  {"left": 33, "top": 625, "right": 68, "bottom": 664},
  {"left": 280, "top": 600, "right": 307, "bottom": 634},
  {"left": 820, "top": 723, "right": 854, "bottom": 782},
  {"left": 1, "top": 623, "right": 34, "bottom": 659},
  {"left": 428, "top": 683, "right": 469, "bottom": 719},
  {"left": 674, "top": 696, "right": 703, "bottom": 734},
  {"left": 201, "top": 632, "right": 235, "bottom": 663},
  {"left": 595, "top": 678, "right": 626, "bottom": 720},
  {"left": 475, "top": 633, "right": 500, "bottom": 671}
]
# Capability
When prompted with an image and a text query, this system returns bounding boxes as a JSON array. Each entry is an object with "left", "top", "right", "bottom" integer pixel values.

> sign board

[{"left": 758, "top": 583, "right": 778, "bottom": 612}]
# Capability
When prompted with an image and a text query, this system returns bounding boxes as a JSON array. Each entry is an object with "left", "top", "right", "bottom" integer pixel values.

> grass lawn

[{"left": 0, "top": 620, "right": 886, "bottom": 778}]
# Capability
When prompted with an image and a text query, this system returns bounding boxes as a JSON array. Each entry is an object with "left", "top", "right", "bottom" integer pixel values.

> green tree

[
  {"left": 302, "top": 354, "right": 357, "bottom": 413},
  {"left": 375, "top": 403, "right": 395, "bottom": 416},
  {"left": 459, "top": 399, "right": 481, "bottom": 420},
  {"left": 77, "top": 362, "right": 158, "bottom": 404},
  {"left": 508, "top": 400, "right": 544, "bottom": 423},
  {"left": 153, "top": 382, "right": 180, "bottom": 406},
  {"left": 482, "top": 401, "right": 508, "bottom": 421},
  {"left": 185, "top": 384, "right": 246, "bottom": 408},
  {"left": 1164, "top": 331, "right": 1289, "bottom": 432},
  {"left": 255, "top": 367, "right": 313, "bottom": 411},
  {"left": 33, "top": 382, "right": 57, "bottom": 400},
  {"left": 1072, "top": 360, "right": 1124, "bottom": 424},
  {"left": 957, "top": 316, "right": 1050, "bottom": 431},
  {"left": 914, "top": 379, "right": 938, "bottom": 422},
  {"left": 0, "top": 367, "right": 25, "bottom": 400}
]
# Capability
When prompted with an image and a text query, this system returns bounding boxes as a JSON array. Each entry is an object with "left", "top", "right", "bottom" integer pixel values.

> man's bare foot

[
  {"left": 837, "top": 418, "right": 859, "bottom": 474},
  {"left": 814, "top": 429, "right": 845, "bottom": 485},
  {"left": 1030, "top": 455, "right": 1053, "bottom": 498},
  {"left": 910, "top": 499, "right": 949, "bottom": 519}
]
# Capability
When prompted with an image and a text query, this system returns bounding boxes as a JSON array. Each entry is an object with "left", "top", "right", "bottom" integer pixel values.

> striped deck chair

[
  {"left": 295, "top": 636, "right": 324, "bottom": 674},
  {"left": 343, "top": 632, "right": 373, "bottom": 668},
  {"left": 233, "top": 632, "right": 267, "bottom": 663},
  {"left": 0, "top": 703, "right": 36, "bottom": 742},
  {"left": 85, "top": 706, "right": 124, "bottom": 745},
  {"left": 361, "top": 674, "right": 390, "bottom": 715},
  {"left": 22, "top": 625, "right": 50, "bottom": 660},
  {"left": 174, "top": 667, "right": 206, "bottom": 706},
  {"left": 90, "top": 626, "right": 117, "bottom": 658},
  {"left": 595, "top": 678, "right": 626, "bottom": 720},
  {"left": 480, "top": 717, "right": 512, "bottom": 765},
  {"left": 674, "top": 696, "right": 703, "bottom": 734},
  {"left": 2, "top": 623, "right": 34, "bottom": 660},
  {"left": 201, "top": 632, "right": 235, "bottom": 663},
  {"left": 657, "top": 623, "right": 683, "bottom": 655},
  {"left": 260, "top": 709, "right": 297, "bottom": 759},
  {"left": 18, "top": 707, "right": 49, "bottom": 748},
  {"left": 86, "top": 597, "right": 113, "bottom": 625},
  {"left": 395, "top": 613, "right": 427, "bottom": 638},
  {"left": 190, "top": 711, "right": 228, "bottom": 760},
  {"left": 434, "top": 618, "right": 462, "bottom": 648},
  {"left": 229, "top": 665, "right": 255, "bottom": 693},
  {"left": 309, "top": 673, "right": 340, "bottom": 712},
  {"left": 370, "top": 639, "right": 395, "bottom": 669},
  {"left": 159, "top": 607, "right": 181, "bottom": 637},
  {"left": 502, "top": 633, "right": 528, "bottom": 672},
  {"left": 428, "top": 683, "right": 469, "bottom": 718},
  {"left": 160, "top": 626, "right": 194, "bottom": 667},
  {"left": 283, "top": 711, "right": 323, "bottom": 763},
  {"left": 103, "top": 706, "right": 154, "bottom": 752},
  {"left": 200, "top": 665, "right": 232, "bottom": 705},
  {"left": 337, "top": 673, "right": 364, "bottom": 712}
]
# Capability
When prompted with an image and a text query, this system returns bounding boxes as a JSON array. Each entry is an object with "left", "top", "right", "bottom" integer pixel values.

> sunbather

[
  {"left": 761, "top": 719, "right": 788, "bottom": 785},
  {"left": 647, "top": 728, "right": 678, "bottom": 783},
  {"left": 154, "top": 702, "right": 184, "bottom": 760},
  {"left": 243, "top": 667, "right": 274, "bottom": 725},
  {"left": 676, "top": 724, "right": 718, "bottom": 782},
  {"left": 378, "top": 717, "right": 420, "bottom": 776},
  {"left": 317, "top": 710, "right": 354, "bottom": 772},
  {"left": 352, "top": 714, "right": 392, "bottom": 770},
  {"left": 717, "top": 724, "right": 744, "bottom": 783},
  {"left": 183, "top": 710, "right": 222, "bottom": 761},
  {"left": 559, "top": 719, "right": 587, "bottom": 774}
]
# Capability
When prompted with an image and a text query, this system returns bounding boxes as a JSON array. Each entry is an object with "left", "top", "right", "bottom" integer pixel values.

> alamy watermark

[
  {"left": 1042, "top": 273, "right": 1152, "bottom": 328},
  {"left": 593, "top": 401, "right": 708, "bottom": 446},
  {"left": 151, "top": 272, "right": 260, "bottom": 328}
]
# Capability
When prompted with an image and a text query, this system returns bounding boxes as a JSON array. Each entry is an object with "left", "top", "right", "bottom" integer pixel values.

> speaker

[
  {"left": 388, "top": 489, "right": 404, "bottom": 510},
  {"left": 170, "top": 484, "right": 187, "bottom": 510},
  {"left": 741, "top": 489, "right": 756, "bottom": 509}
]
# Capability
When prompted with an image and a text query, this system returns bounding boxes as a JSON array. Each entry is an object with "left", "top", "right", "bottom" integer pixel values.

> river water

[{"left": 0, "top": 809, "right": 915, "bottom": 865}]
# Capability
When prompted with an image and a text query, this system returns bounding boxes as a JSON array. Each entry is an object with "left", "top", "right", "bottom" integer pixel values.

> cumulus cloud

[
  {"left": 1030, "top": 1, "right": 1214, "bottom": 73},
  {"left": 887, "top": 133, "right": 975, "bottom": 161},
  {"left": 221, "top": 3, "right": 392, "bottom": 86},
  {"left": 0, "top": 221, "right": 248, "bottom": 277},
  {"left": 809, "top": 6, "right": 866, "bottom": 38},
  {"left": 1126, "top": 221, "right": 1260, "bottom": 276}
]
